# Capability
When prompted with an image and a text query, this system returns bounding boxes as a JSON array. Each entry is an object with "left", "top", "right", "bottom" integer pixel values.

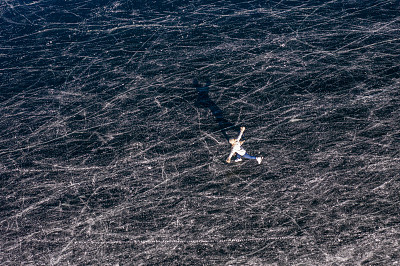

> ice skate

[{"left": 256, "top": 157, "right": 263, "bottom": 164}]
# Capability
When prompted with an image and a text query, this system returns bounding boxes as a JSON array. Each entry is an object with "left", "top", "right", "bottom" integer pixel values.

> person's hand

[
  {"left": 226, "top": 159, "right": 231, "bottom": 163},
  {"left": 240, "top": 127, "right": 245, "bottom": 132}
]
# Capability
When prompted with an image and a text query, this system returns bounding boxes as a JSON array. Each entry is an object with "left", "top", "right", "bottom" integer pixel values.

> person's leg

[
  {"left": 234, "top": 154, "right": 242, "bottom": 162},
  {"left": 242, "top": 153, "right": 256, "bottom": 160}
]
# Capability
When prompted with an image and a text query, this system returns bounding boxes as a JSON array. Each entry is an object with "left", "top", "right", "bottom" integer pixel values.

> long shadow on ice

[{"left": 194, "top": 79, "right": 239, "bottom": 142}]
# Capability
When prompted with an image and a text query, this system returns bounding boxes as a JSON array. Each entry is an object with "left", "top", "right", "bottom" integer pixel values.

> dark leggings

[{"left": 237, "top": 153, "right": 256, "bottom": 160}]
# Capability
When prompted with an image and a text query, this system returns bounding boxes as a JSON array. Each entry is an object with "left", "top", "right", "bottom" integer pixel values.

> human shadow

[{"left": 194, "top": 78, "right": 239, "bottom": 142}]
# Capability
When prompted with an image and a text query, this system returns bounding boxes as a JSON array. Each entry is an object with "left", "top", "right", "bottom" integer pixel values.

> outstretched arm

[
  {"left": 226, "top": 150, "right": 235, "bottom": 163},
  {"left": 237, "top": 127, "right": 245, "bottom": 141}
]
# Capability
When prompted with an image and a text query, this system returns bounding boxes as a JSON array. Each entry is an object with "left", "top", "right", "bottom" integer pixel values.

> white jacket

[{"left": 228, "top": 142, "right": 246, "bottom": 157}]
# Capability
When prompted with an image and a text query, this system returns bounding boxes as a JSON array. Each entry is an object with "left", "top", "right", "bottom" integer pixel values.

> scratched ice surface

[{"left": 1, "top": 0, "right": 400, "bottom": 264}]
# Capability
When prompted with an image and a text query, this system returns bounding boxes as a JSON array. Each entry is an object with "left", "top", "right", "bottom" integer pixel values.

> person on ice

[{"left": 226, "top": 127, "right": 263, "bottom": 164}]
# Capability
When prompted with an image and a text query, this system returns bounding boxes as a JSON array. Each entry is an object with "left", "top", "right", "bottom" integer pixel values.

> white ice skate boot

[{"left": 256, "top": 157, "right": 263, "bottom": 164}]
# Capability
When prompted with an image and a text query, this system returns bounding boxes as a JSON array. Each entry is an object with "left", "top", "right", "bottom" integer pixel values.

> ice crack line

[{"left": 134, "top": 236, "right": 297, "bottom": 244}]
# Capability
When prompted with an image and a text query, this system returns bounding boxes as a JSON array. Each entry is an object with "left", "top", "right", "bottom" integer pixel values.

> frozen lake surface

[{"left": 1, "top": 0, "right": 400, "bottom": 264}]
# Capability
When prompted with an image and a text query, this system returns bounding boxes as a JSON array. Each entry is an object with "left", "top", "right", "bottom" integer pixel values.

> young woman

[{"left": 226, "top": 127, "right": 263, "bottom": 164}]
